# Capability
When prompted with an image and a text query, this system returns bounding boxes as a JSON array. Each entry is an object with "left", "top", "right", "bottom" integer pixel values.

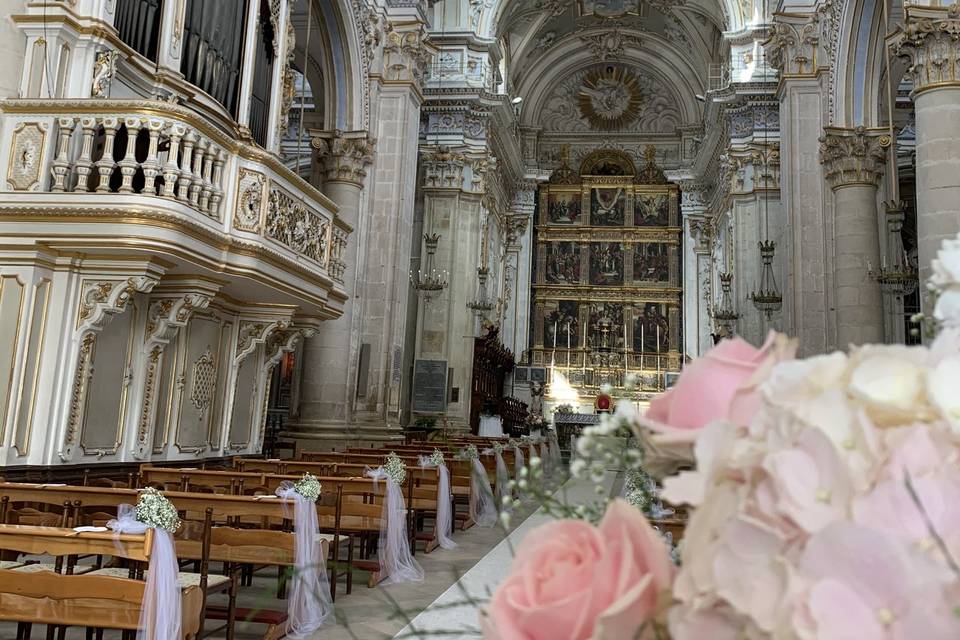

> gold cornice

[{"left": 0, "top": 211, "right": 347, "bottom": 309}]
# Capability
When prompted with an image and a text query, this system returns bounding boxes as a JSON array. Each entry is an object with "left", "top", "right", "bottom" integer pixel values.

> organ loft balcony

[{"left": 0, "top": 0, "right": 351, "bottom": 320}]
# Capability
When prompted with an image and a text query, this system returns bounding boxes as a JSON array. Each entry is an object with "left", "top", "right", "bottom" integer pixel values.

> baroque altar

[{"left": 531, "top": 146, "right": 682, "bottom": 401}]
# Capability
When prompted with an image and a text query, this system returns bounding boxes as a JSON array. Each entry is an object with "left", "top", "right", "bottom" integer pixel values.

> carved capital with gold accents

[
  {"left": 767, "top": 6, "right": 835, "bottom": 76},
  {"left": 891, "top": 4, "right": 960, "bottom": 95},
  {"left": 380, "top": 22, "right": 436, "bottom": 90},
  {"left": 819, "top": 126, "right": 890, "bottom": 190},
  {"left": 420, "top": 145, "right": 468, "bottom": 189},
  {"left": 310, "top": 130, "right": 377, "bottom": 187}
]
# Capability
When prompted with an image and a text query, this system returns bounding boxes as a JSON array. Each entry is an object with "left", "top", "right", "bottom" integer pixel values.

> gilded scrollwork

[{"left": 234, "top": 168, "right": 267, "bottom": 232}]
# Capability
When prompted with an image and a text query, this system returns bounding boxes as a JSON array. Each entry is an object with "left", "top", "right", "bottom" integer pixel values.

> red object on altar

[{"left": 595, "top": 393, "right": 612, "bottom": 413}]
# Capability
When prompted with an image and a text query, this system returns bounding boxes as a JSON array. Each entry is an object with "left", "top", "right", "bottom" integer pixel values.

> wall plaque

[{"left": 412, "top": 359, "right": 448, "bottom": 413}]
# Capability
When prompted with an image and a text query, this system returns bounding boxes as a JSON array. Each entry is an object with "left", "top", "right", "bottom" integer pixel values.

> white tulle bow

[
  {"left": 274, "top": 482, "right": 333, "bottom": 638},
  {"left": 107, "top": 504, "right": 181, "bottom": 640},
  {"left": 416, "top": 457, "right": 457, "bottom": 550},
  {"left": 364, "top": 467, "right": 424, "bottom": 583}
]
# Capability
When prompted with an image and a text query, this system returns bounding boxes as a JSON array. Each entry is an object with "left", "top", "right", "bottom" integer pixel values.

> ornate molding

[
  {"left": 688, "top": 216, "right": 713, "bottom": 253},
  {"left": 7, "top": 122, "right": 47, "bottom": 191},
  {"left": 381, "top": 22, "right": 435, "bottom": 89},
  {"left": 234, "top": 168, "right": 267, "bottom": 232},
  {"left": 892, "top": 4, "right": 960, "bottom": 95},
  {"left": 91, "top": 49, "right": 118, "bottom": 98},
  {"left": 277, "top": 4, "right": 296, "bottom": 140},
  {"left": 265, "top": 186, "right": 330, "bottom": 265},
  {"left": 236, "top": 318, "right": 291, "bottom": 364},
  {"left": 578, "top": 29, "right": 642, "bottom": 61},
  {"left": 311, "top": 130, "right": 376, "bottom": 186},
  {"left": 767, "top": 5, "right": 837, "bottom": 77},
  {"left": 819, "top": 126, "right": 889, "bottom": 190},
  {"left": 77, "top": 276, "right": 158, "bottom": 336},
  {"left": 421, "top": 145, "right": 468, "bottom": 188}
]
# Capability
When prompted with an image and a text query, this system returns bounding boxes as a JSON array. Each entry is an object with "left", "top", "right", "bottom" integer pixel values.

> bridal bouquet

[{"left": 483, "top": 232, "right": 960, "bottom": 640}]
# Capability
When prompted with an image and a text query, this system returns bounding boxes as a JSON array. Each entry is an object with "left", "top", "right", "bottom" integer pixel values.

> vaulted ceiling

[{"left": 491, "top": 0, "right": 731, "bottom": 133}]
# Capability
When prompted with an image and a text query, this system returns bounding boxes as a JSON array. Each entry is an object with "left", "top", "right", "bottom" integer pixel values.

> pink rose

[
  {"left": 641, "top": 331, "right": 796, "bottom": 438},
  {"left": 484, "top": 499, "right": 674, "bottom": 640}
]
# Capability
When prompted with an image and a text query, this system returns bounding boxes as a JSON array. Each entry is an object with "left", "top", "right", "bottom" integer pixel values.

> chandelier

[
  {"left": 467, "top": 266, "right": 495, "bottom": 312},
  {"left": 750, "top": 240, "right": 783, "bottom": 319},
  {"left": 870, "top": 201, "right": 918, "bottom": 298},
  {"left": 713, "top": 272, "right": 740, "bottom": 333},
  {"left": 410, "top": 233, "right": 448, "bottom": 298}
]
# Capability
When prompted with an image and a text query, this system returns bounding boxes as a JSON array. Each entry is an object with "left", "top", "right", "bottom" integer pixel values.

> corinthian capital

[
  {"left": 891, "top": 4, "right": 960, "bottom": 94},
  {"left": 767, "top": 5, "right": 837, "bottom": 76},
  {"left": 819, "top": 127, "right": 890, "bottom": 190},
  {"left": 380, "top": 22, "right": 436, "bottom": 90},
  {"left": 310, "top": 130, "right": 376, "bottom": 187}
]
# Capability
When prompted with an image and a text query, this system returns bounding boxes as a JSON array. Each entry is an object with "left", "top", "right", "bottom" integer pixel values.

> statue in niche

[
  {"left": 546, "top": 191, "right": 581, "bottom": 224},
  {"left": 634, "top": 303, "right": 670, "bottom": 352},
  {"left": 590, "top": 187, "right": 625, "bottom": 226},
  {"left": 633, "top": 243, "right": 669, "bottom": 283},
  {"left": 546, "top": 241, "right": 581, "bottom": 284},
  {"left": 590, "top": 242, "right": 624, "bottom": 285},
  {"left": 635, "top": 193, "right": 669, "bottom": 226}
]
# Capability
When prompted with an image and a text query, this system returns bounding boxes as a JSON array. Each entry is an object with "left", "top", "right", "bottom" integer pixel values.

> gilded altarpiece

[{"left": 532, "top": 148, "right": 681, "bottom": 398}]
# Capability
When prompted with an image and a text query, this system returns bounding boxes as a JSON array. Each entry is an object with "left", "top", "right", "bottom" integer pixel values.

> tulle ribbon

[
  {"left": 365, "top": 467, "right": 424, "bottom": 583},
  {"left": 483, "top": 448, "right": 511, "bottom": 504},
  {"left": 107, "top": 504, "right": 181, "bottom": 640},
  {"left": 513, "top": 445, "right": 525, "bottom": 481},
  {"left": 539, "top": 442, "right": 550, "bottom": 475},
  {"left": 548, "top": 430, "right": 563, "bottom": 474},
  {"left": 469, "top": 458, "right": 498, "bottom": 528},
  {"left": 275, "top": 482, "right": 333, "bottom": 637},
  {"left": 416, "top": 457, "right": 457, "bottom": 550}
]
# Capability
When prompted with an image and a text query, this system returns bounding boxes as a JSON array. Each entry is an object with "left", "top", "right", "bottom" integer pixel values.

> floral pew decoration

[
  {"left": 508, "top": 438, "right": 525, "bottom": 481},
  {"left": 456, "top": 444, "right": 498, "bottom": 528},
  {"left": 274, "top": 472, "right": 332, "bottom": 636},
  {"left": 365, "top": 453, "right": 424, "bottom": 583},
  {"left": 417, "top": 448, "right": 457, "bottom": 550},
  {"left": 106, "top": 487, "right": 183, "bottom": 640}
]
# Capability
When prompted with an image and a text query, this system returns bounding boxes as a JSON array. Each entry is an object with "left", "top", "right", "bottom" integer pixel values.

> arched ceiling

[{"left": 489, "top": 0, "right": 733, "bottom": 133}]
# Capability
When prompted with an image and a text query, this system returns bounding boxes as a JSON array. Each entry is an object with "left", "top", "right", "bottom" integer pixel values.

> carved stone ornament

[
  {"left": 77, "top": 276, "right": 158, "bottom": 334},
  {"left": 766, "top": 3, "right": 838, "bottom": 77},
  {"left": 234, "top": 168, "right": 267, "bottom": 231},
  {"left": 190, "top": 347, "right": 216, "bottom": 418},
  {"left": 382, "top": 23, "right": 434, "bottom": 87},
  {"left": 236, "top": 318, "right": 291, "bottom": 364},
  {"left": 277, "top": 5, "right": 297, "bottom": 140},
  {"left": 421, "top": 146, "right": 468, "bottom": 188},
  {"left": 6, "top": 122, "right": 46, "bottom": 191},
  {"left": 892, "top": 4, "right": 960, "bottom": 93},
  {"left": 311, "top": 131, "right": 376, "bottom": 186},
  {"left": 91, "top": 49, "right": 118, "bottom": 98},
  {"left": 688, "top": 217, "right": 713, "bottom": 253},
  {"left": 542, "top": 65, "right": 680, "bottom": 133},
  {"left": 819, "top": 127, "right": 889, "bottom": 190},
  {"left": 354, "top": 0, "right": 383, "bottom": 71},
  {"left": 265, "top": 187, "right": 330, "bottom": 264},
  {"left": 579, "top": 29, "right": 642, "bottom": 61}
]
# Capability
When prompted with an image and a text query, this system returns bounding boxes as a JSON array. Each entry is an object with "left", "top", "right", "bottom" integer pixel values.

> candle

[
  {"left": 553, "top": 320, "right": 558, "bottom": 349},
  {"left": 656, "top": 325, "right": 661, "bottom": 353},
  {"left": 567, "top": 320, "right": 571, "bottom": 350}
]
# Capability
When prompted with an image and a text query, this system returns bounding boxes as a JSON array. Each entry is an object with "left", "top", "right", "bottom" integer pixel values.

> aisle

[{"left": 392, "top": 472, "right": 618, "bottom": 638}]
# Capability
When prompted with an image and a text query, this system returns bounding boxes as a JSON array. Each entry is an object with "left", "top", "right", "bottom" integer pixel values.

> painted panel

[
  {"left": 13, "top": 279, "right": 49, "bottom": 455},
  {"left": 0, "top": 276, "right": 25, "bottom": 445},
  {"left": 81, "top": 308, "right": 135, "bottom": 454},
  {"left": 175, "top": 315, "right": 221, "bottom": 453}
]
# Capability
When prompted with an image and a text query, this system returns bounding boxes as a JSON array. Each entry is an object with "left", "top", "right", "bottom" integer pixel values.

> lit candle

[
  {"left": 553, "top": 319, "right": 558, "bottom": 349},
  {"left": 656, "top": 324, "right": 660, "bottom": 354}
]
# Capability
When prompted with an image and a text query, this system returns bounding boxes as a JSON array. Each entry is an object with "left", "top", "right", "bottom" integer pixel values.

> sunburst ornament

[{"left": 577, "top": 66, "right": 644, "bottom": 131}]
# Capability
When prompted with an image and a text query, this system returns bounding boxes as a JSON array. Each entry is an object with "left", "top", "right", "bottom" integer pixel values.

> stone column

[
  {"left": 892, "top": 5, "right": 960, "bottom": 289},
  {"left": 768, "top": 6, "right": 836, "bottom": 354},
  {"left": 820, "top": 127, "right": 888, "bottom": 347},
  {"left": 353, "top": 22, "right": 434, "bottom": 431},
  {"left": 680, "top": 185, "right": 711, "bottom": 358},
  {"left": 292, "top": 131, "right": 374, "bottom": 439}
]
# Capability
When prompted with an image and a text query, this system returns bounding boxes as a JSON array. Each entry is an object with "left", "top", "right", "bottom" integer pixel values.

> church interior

[{"left": 0, "top": 0, "right": 958, "bottom": 637}]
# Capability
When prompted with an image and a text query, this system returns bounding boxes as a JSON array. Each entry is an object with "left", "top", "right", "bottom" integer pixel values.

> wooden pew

[{"left": 0, "top": 524, "right": 202, "bottom": 639}]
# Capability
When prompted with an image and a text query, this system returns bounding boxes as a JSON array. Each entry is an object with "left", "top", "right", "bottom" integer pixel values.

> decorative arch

[
  {"left": 294, "top": 0, "right": 366, "bottom": 131},
  {"left": 579, "top": 149, "right": 637, "bottom": 176},
  {"left": 832, "top": 0, "right": 908, "bottom": 128}
]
